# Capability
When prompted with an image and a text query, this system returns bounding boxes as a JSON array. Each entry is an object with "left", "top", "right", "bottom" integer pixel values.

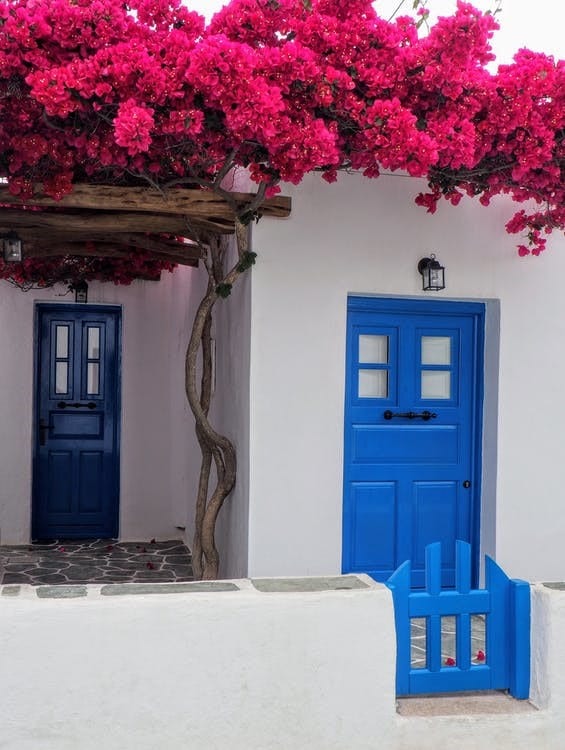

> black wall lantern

[
  {"left": 417, "top": 254, "right": 445, "bottom": 291},
  {"left": 2, "top": 231, "right": 23, "bottom": 262},
  {"left": 73, "top": 280, "right": 89, "bottom": 303}
]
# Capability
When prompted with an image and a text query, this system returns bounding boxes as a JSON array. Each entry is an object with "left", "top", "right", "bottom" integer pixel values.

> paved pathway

[{"left": 0, "top": 539, "right": 193, "bottom": 586}]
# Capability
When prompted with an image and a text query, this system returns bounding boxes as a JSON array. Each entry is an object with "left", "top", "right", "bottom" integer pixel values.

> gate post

[{"left": 509, "top": 579, "right": 531, "bottom": 699}]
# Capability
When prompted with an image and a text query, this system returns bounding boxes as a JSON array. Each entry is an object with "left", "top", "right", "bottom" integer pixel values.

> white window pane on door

[
  {"left": 421, "top": 370, "right": 451, "bottom": 399},
  {"left": 87, "top": 363, "right": 100, "bottom": 395},
  {"left": 359, "top": 369, "right": 388, "bottom": 398},
  {"left": 55, "top": 362, "right": 68, "bottom": 394},
  {"left": 87, "top": 327, "right": 100, "bottom": 359},
  {"left": 359, "top": 334, "right": 389, "bottom": 364},
  {"left": 55, "top": 325, "right": 69, "bottom": 359},
  {"left": 421, "top": 336, "right": 451, "bottom": 365}
]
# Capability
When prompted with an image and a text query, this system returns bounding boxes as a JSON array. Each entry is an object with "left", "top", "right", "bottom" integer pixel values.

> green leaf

[
  {"left": 216, "top": 283, "right": 232, "bottom": 299},
  {"left": 236, "top": 251, "right": 257, "bottom": 273}
]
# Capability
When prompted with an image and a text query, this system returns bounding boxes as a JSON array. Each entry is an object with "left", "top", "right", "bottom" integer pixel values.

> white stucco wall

[
  {"left": 0, "top": 578, "right": 398, "bottom": 750},
  {"left": 248, "top": 171, "right": 565, "bottom": 581},
  {"left": 0, "top": 266, "right": 202, "bottom": 544}
]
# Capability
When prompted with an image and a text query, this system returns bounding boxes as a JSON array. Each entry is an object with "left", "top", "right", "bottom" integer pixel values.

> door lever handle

[
  {"left": 39, "top": 418, "right": 52, "bottom": 446},
  {"left": 383, "top": 410, "right": 437, "bottom": 421}
]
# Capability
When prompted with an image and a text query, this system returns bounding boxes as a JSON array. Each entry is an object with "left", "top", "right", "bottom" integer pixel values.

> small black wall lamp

[
  {"left": 73, "top": 280, "right": 89, "bottom": 303},
  {"left": 2, "top": 231, "right": 23, "bottom": 262},
  {"left": 417, "top": 254, "right": 445, "bottom": 291}
]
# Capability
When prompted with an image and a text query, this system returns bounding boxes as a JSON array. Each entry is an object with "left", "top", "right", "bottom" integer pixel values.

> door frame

[
  {"left": 32, "top": 302, "right": 123, "bottom": 540},
  {"left": 342, "top": 295, "right": 485, "bottom": 586}
]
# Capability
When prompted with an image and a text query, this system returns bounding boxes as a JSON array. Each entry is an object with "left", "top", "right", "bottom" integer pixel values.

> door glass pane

[
  {"left": 359, "top": 369, "right": 388, "bottom": 398},
  {"left": 87, "top": 363, "right": 100, "bottom": 395},
  {"left": 55, "top": 325, "right": 69, "bottom": 359},
  {"left": 422, "top": 336, "right": 451, "bottom": 365},
  {"left": 421, "top": 370, "right": 451, "bottom": 399},
  {"left": 359, "top": 334, "right": 388, "bottom": 364},
  {"left": 55, "top": 362, "right": 68, "bottom": 394},
  {"left": 87, "top": 327, "right": 100, "bottom": 359}
]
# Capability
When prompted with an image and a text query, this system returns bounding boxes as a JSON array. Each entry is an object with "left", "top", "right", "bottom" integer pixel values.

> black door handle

[
  {"left": 383, "top": 410, "right": 437, "bottom": 421},
  {"left": 39, "top": 418, "right": 52, "bottom": 446}
]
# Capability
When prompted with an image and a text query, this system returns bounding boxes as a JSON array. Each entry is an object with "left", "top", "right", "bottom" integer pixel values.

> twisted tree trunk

[{"left": 185, "top": 222, "right": 251, "bottom": 579}]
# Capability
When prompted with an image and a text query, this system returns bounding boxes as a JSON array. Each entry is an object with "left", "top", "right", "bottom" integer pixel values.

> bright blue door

[
  {"left": 33, "top": 304, "right": 121, "bottom": 540},
  {"left": 342, "top": 297, "right": 484, "bottom": 588}
]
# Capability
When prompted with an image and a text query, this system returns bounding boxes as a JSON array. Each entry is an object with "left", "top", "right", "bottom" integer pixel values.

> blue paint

[
  {"left": 342, "top": 297, "right": 484, "bottom": 587},
  {"left": 33, "top": 304, "right": 121, "bottom": 539},
  {"left": 387, "top": 541, "right": 531, "bottom": 697}
]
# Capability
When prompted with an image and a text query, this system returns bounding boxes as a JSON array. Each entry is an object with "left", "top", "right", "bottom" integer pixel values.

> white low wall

[{"left": 2, "top": 578, "right": 565, "bottom": 750}]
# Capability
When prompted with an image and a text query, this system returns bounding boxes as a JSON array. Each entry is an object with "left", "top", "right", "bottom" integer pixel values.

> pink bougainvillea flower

[
  {"left": 444, "top": 657, "right": 456, "bottom": 666},
  {"left": 113, "top": 99, "right": 155, "bottom": 156},
  {"left": 476, "top": 650, "right": 486, "bottom": 662}
]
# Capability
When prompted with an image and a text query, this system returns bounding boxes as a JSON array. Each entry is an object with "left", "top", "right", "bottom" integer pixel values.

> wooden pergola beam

[
  {"left": 23, "top": 240, "right": 198, "bottom": 267},
  {"left": 0, "top": 184, "right": 292, "bottom": 220},
  {"left": 0, "top": 209, "right": 228, "bottom": 235},
  {"left": 18, "top": 230, "right": 201, "bottom": 264}
]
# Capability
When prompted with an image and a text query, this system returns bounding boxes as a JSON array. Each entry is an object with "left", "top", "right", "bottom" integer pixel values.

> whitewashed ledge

[{"left": 0, "top": 573, "right": 370, "bottom": 599}]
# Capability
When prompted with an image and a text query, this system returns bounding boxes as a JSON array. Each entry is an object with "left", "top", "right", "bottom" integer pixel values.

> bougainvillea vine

[{"left": 0, "top": 0, "right": 564, "bottom": 263}]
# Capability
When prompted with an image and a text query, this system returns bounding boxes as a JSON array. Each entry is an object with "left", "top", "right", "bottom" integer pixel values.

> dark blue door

[
  {"left": 33, "top": 304, "right": 121, "bottom": 540},
  {"left": 342, "top": 297, "right": 484, "bottom": 588}
]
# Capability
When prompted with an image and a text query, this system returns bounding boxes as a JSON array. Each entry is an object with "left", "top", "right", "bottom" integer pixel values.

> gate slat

[
  {"left": 387, "top": 559, "right": 412, "bottom": 696},
  {"left": 485, "top": 555, "right": 510, "bottom": 689},
  {"left": 425, "top": 542, "right": 442, "bottom": 596},
  {"left": 457, "top": 612, "right": 472, "bottom": 671}
]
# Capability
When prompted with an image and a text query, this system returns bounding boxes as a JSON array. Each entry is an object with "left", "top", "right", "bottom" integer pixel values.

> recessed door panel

[
  {"left": 352, "top": 424, "right": 459, "bottom": 464},
  {"left": 347, "top": 482, "right": 397, "bottom": 573}
]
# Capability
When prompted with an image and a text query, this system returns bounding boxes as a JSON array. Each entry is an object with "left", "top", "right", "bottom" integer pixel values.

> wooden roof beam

[
  {"left": 0, "top": 184, "right": 292, "bottom": 220},
  {"left": 23, "top": 241, "right": 198, "bottom": 267},
  {"left": 0, "top": 209, "right": 233, "bottom": 236}
]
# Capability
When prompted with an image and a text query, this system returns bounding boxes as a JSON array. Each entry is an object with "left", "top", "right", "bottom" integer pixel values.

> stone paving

[{"left": 0, "top": 539, "right": 193, "bottom": 586}]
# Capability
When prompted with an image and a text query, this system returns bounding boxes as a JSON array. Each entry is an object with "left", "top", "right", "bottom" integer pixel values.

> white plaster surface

[{"left": 0, "top": 577, "right": 398, "bottom": 750}]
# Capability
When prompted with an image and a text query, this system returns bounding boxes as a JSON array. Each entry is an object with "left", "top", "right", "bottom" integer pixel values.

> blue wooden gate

[{"left": 386, "top": 541, "right": 530, "bottom": 698}]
